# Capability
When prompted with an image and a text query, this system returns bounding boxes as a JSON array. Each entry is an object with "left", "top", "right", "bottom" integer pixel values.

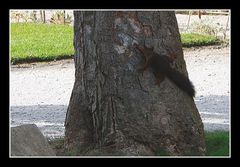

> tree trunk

[{"left": 64, "top": 11, "right": 206, "bottom": 156}]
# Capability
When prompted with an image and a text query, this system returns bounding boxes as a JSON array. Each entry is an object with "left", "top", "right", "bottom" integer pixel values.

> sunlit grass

[
  {"left": 10, "top": 23, "right": 74, "bottom": 64},
  {"left": 181, "top": 33, "right": 221, "bottom": 47},
  {"left": 10, "top": 23, "right": 222, "bottom": 64}
]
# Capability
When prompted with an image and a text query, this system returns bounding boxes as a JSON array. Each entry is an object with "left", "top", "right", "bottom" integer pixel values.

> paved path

[
  {"left": 10, "top": 46, "right": 230, "bottom": 138},
  {"left": 10, "top": 60, "right": 74, "bottom": 137},
  {"left": 184, "top": 46, "right": 230, "bottom": 132}
]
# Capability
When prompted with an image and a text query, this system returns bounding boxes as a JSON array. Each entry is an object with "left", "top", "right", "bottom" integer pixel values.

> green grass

[
  {"left": 10, "top": 23, "right": 222, "bottom": 64},
  {"left": 181, "top": 33, "right": 221, "bottom": 47},
  {"left": 205, "top": 131, "right": 229, "bottom": 156},
  {"left": 48, "top": 131, "right": 229, "bottom": 156},
  {"left": 11, "top": 23, "right": 74, "bottom": 64},
  {"left": 47, "top": 137, "right": 65, "bottom": 156},
  {"left": 155, "top": 131, "right": 229, "bottom": 156},
  {"left": 155, "top": 147, "right": 171, "bottom": 156}
]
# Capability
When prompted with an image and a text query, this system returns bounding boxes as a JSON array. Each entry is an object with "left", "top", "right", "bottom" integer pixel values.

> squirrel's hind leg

[
  {"left": 137, "top": 62, "right": 150, "bottom": 73},
  {"left": 155, "top": 74, "right": 165, "bottom": 86}
]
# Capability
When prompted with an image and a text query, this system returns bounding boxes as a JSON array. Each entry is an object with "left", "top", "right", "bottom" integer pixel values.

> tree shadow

[{"left": 10, "top": 94, "right": 230, "bottom": 138}]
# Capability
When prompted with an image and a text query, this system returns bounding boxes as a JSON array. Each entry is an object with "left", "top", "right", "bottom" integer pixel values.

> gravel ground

[
  {"left": 184, "top": 46, "right": 230, "bottom": 132},
  {"left": 10, "top": 46, "right": 230, "bottom": 138}
]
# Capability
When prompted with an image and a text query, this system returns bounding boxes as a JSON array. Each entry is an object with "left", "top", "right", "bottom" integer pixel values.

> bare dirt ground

[{"left": 10, "top": 45, "right": 230, "bottom": 138}]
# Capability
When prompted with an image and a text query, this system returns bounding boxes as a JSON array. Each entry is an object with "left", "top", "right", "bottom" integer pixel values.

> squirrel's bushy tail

[{"left": 167, "top": 68, "right": 195, "bottom": 97}]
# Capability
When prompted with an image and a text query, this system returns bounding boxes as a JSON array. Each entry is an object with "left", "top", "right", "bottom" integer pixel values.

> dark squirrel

[{"left": 134, "top": 44, "right": 195, "bottom": 98}]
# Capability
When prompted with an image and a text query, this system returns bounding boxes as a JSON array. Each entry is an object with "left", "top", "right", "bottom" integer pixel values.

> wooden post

[
  {"left": 63, "top": 10, "right": 66, "bottom": 24},
  {"left": 186, "top": 10, "right": 192, "bottom": 31},
  {"left": 224, "top": 13, "right": 230, "bottom": 39},
  {"left": 43, "top": 10, "right": 46, "bottom": 23}
]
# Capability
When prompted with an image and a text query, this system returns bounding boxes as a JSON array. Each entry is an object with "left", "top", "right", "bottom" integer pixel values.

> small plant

[
  {"left": 190, "top": 15, "right": 229, "bottom": 40},
  {"left": 64, "top": 13, "right": 72, "bottom": 24},
  {"left": 191, "top": 21, "right": 218, "bottom": 36},
  {"left": 10, "top": 11, "right": 23, "bottom": 23},
  {"left": 48, "top": 137, "right": 65, "bottom": 156},
  {"left": 48, "top": 137, "right": 64, "bottom": 149},
  {"left": 64, "top": 148, "right": 80, "bottom": 156},
  {"left": 21, "top": 11, "right": 30, "bottom": 22},
  {"left": 155, "top": 148, "right": 170, "bottom": 156},
  {"left": 50, "top": 11, "right": 64, "bottom": 24},
  {"left": 29, "top": 11, "right": 38, "bottom": 23},
  {"left": 50, "top": 11, "right": 72, "bottom": 24}
]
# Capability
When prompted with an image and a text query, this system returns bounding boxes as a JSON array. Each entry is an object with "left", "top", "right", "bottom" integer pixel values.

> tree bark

[{"left": 64, "top": 11, "right": 206, "bottom": 156}]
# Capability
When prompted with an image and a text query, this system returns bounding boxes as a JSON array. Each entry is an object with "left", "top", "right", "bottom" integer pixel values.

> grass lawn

[
  {"left": 48, "top": 131, "right": 229, "bottom": 156},
  {"left": 10, "top": 23, "right": 74, "bottom": 64},
  {"left": 181, "top": 33, "right": 221, "bottom": 47},
  {"left": 10, "top": 23, "right": 222, "bottom": 64},
  {"left": 205, "top": 131, "right": 229, "bottom": 156}
]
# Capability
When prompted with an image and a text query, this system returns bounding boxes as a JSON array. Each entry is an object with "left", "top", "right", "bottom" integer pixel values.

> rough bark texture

[{"left": 64, "top": 11, "right": 206, "bottom": 156}]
